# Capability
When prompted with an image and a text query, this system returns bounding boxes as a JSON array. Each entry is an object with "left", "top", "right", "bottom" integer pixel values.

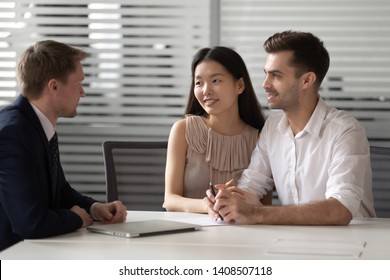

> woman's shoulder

[
  {"left": 184, "top": 115, "right": 208, "bottom": 133},
  {"left": 169, "top": 118, "right": 187, "bottom": 138},
  {"left": 185, "top": 114, "right": 205, "bottom": 124},
  {"left": 184, "top": 115, "right": 208, "bottom": 152}
]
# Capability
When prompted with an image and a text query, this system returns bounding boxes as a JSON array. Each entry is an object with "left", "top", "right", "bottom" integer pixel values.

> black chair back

[{"left": 102, "top": 141, "right": 167, "bottom": 211}]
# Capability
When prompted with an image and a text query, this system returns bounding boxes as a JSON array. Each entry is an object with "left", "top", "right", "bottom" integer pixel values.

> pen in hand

[{"left": 208, "top": 182, "right": 224, "bottom": 221}]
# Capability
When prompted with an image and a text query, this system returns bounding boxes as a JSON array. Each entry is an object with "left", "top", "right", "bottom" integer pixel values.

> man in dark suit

[{"left": 0, "top": 40, "right": 127, "bottom": 251}]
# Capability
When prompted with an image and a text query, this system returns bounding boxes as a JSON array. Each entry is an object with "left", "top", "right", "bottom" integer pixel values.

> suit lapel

[{"left": 15, "top": 95, "right": 58, "bottom": 207}]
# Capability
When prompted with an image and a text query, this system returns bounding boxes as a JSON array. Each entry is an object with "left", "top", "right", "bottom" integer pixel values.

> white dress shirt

[
  {"left": 30, "top": 102, "right": 55, "bottom": 141},
  {"left": 238, "top": 98, "right": 375, "bottom": 217}
]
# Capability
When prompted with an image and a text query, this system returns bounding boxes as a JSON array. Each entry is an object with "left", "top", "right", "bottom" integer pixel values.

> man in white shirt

[{"left": 207, "top": 30, "right": 375, "bottom": 225}]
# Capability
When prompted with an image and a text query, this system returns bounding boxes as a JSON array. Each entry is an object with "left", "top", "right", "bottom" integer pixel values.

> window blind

[
  {"left": 0, "top": 0, "right": 211, "bottom": 200},
  {"left": 220, "top": 0, "right": 390, "bottom": 147}
]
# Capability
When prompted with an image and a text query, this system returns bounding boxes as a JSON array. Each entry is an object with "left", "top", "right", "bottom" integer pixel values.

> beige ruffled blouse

[{"left": 183, "top": 115, "right": 259, "bottom": 199}]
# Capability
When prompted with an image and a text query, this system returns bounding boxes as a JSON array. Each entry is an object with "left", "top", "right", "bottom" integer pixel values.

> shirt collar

[
  {"left": 29, "top": 102, "right": 56, "bottom": 141},
  {"left": 304, "top": 97, "right": 327, "bottom": 138},
  {"left": 277, "top": 97, "right": 328, "bottom": 138}
]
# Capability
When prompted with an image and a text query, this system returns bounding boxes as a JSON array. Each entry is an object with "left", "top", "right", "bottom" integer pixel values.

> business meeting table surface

[{"left": 1, "top": 210, "right": 390, "bottom": 260}]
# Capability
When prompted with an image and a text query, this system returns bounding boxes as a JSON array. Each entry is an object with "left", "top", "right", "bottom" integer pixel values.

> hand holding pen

[
  {"left": 205, "top": 179, "right": 234, "bottom": 221},
  {"left": 208, "top": 182, "right": 224, "bottom": 221}
]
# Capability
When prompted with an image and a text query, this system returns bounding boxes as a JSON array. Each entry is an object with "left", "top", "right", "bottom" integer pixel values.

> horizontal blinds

[
  {"left": 0, "top": 0, "right": 211, "bottom": 200},
  {"left": 220, "top": 0, "right": 390, "bottom": 146}
]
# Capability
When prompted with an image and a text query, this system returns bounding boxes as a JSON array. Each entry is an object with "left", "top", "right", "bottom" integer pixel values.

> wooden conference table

[{"left": 1, "top": 211, "right": 390, "bottom": 259}]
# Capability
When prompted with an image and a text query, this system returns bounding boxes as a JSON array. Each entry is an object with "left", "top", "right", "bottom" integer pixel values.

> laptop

[{"left": 87, "top": 219, "right": 202, "bottom": 238}]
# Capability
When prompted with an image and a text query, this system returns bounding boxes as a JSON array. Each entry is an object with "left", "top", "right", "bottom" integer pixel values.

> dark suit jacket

[{"left": 0, "top": 95, "right": 96, "bottom": 251}]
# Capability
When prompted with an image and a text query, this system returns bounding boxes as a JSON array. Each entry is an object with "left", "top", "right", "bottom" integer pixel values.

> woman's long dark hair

[{"left": 185, "top": 46, "right": 265, "bottom": 130}]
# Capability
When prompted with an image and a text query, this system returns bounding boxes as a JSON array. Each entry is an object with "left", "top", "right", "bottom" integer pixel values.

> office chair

[
  {"left": 102, "top": 140, "right": 167, "bottom": 211},
  {"left": 370, "top": 146, "right": 390, "bottom": 218}
]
